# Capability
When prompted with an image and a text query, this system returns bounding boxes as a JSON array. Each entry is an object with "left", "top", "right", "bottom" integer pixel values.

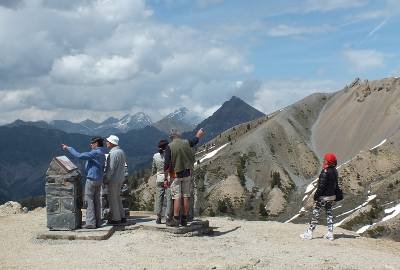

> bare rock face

[
  {"left": 132, "top": 175, "right": 156, "bottom": 211},
  {"left": 338, "top": 202, "right": 382, "bottom": 231},
  {"left": 0, "top": 201, "right": 23, "bottom": 216},
  {"left": 265, "top": 187, "right": 286, "bottom": 216},
  {"left": 362, "top": 215, "right": 400, "bottom": 241},
  {"left": 313, "top": 77, "right": 400, "bottom": 162}
]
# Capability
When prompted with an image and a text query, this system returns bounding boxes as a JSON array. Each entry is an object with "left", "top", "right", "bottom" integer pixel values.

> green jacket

[{"left": 169, "top": 138, "right": 195, "bottom": 173}]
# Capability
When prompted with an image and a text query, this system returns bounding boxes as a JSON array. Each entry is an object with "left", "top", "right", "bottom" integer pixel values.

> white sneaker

[
  {"left": 300, "top": 229, "right": 313, "bottom": 240},
  {"left": 325, "top": 231, "right": 334, "bottom": 241}
]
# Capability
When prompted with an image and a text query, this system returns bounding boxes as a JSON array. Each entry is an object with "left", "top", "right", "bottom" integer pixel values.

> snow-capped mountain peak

[
  {"left": 115, "top": 112, "right": 152, "bottom": 131},
  {"left": 167, "top": 107, "right": 189, "bottom": 121}
]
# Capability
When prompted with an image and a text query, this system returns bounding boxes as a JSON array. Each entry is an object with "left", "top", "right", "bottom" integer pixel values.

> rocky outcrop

[
  {"left": 362, "top": 215, "right": 400, "bottom": 241},
  {"left": 0, "top": 201, "right": 24, "bottom": 216}
]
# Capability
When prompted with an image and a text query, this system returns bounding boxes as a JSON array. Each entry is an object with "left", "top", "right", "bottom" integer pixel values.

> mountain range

[
  {"left": 0, "top": 96, "right": 264, "bottom": 203},
  {"left": 133, "top": 77, "right": 400, "bottom": 241},
  {"left": 5, "top": 108, "right": 201, "bottom": 136}
]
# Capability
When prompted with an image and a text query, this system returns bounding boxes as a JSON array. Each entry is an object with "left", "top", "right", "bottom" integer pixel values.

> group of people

[
  {"left": 60, "top": 126, "right": 340, "bottom": 236},
  {"left": 153, "top": 128, "right": 204, "bottom": 227},
  {"left": 61, "top": 135, "right": 127, "bottom": 229},
  {"left": 61, "top": 127, "right": 204, "bottom": 229}
]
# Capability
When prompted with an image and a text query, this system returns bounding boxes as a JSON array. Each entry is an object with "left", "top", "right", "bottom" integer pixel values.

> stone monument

[{"left": 45, "top": 156, "right": 82, "bottom": 230}]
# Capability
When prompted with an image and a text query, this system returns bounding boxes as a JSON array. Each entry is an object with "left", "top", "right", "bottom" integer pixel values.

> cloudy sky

[{"left": 0, "top": 0, "right": 399, "bottom": 124}]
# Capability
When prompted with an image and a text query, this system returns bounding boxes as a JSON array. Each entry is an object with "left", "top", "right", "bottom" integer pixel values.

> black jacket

[{"left": 314, "top": 166, "right": 338, "bottom": 200}]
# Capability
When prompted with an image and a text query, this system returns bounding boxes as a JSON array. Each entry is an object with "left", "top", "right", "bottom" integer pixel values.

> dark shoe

[
  {"left": 107, "top": 219, "right": 121, "bottom": 225},
  {"left": 121, "top": 218, "right": 127, "bottom": 223},
  {"left": 180, "top": 216, "right": 187, "bottom": 226},
  {"left": 166, "top": 217, "right": 179, "bottom": 227},
  {"left": 82, "top": 224, "right": 96, "bottom": 229},
  {"left": 156, "top": 216, "right": 162, "bottom": 224}
]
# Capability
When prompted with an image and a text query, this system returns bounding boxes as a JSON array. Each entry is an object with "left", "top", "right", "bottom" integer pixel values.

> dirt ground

[
  {"left": 0, "top": 210, "right": 400, "bottom": 269},
  {"left": 1, "top": 210, "right": 399, "bottom": 270}
]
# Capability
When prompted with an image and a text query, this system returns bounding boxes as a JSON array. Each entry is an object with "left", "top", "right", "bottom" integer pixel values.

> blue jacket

[{"left": 67, "top": 146, "right": 106, "bottom": 181}]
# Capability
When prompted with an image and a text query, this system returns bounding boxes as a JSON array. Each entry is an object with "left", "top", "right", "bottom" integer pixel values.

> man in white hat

[{"left": 104, "top": 135, "right": 127, "bottom": 224}]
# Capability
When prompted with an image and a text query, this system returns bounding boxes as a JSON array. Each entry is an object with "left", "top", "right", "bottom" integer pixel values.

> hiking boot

[
  {"left": 300, "top": 229, "right": 313, "bottom": 240},
  {"left": 180, "top": 216, "right": 188, "bottom": 226},
  {"left": 107, "top": 219, "right": 121, "bottom": 225},
  {"left": 325, "top": 231, "right": 334, "bottom": 241},
  {"left": 121, "top": 218, "right": 127, "bottom": 223},
  {"left": 156, "top": 215, "right": 162, "bottom": 224},
  {"left": 166, "top": 217, "right": 179, "bottom": 227},
  {"left": 82, "top": 224, "right": 96, "bottom": 229}
]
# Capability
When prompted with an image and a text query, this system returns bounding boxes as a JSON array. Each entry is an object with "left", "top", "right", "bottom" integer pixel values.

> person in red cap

[{"left": 300, "top": 152, "right": 339, "bottom": 241}]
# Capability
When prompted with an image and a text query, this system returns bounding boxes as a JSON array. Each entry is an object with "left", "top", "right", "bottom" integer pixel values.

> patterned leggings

[{"left": 308, "top": 200, "right": 334, "bottom": 232}]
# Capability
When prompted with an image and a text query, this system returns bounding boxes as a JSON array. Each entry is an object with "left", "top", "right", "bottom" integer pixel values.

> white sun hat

[{"left": 106, "top": 135, "right": 119, "bottom": 146}]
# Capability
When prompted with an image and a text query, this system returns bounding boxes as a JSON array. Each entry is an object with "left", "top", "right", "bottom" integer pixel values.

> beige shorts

[{"left": 170, "top": 176, "right": 191, "bottom": 199}]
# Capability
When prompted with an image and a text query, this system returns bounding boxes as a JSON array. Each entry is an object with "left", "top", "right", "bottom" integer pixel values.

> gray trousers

[
  {"left": 108, "top": 181, "right": 125, "bottom": 221},
  {"left": 155, "top": 182, "right": 172, "bottom": 218},
  {"left": 85, "top": 179, "right": 102, "bottom": 227}
]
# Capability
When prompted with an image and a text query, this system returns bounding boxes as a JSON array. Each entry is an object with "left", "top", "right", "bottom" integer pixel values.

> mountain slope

[
  {"left": 184, "top": 96, "right": 265, "bottom": 144},
  {"left": 134, "top": 77, "right": 400, "bottom": 241},
  {"left": 313, "top": 77, "right": 400, "bottom": 162},
  {"left": 191, "top": 93, "right": 330, "bottom": 219}
]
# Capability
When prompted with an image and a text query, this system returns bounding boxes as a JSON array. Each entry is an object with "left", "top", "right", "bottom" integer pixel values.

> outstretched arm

[{"left": 62, "top": 144, "right": 96, "bottom": 160}]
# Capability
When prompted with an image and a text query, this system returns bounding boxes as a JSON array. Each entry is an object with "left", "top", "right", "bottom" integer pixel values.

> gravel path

[{"left": 1, "top": 210, "right": 399, "bottom": 270}]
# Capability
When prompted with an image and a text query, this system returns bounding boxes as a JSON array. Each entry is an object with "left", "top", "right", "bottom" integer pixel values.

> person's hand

[
  {"left": 163, "top": 179, "right": 170, "bottom": 188},
  {"left": 196, "top": 128, "right": 204, "bottom": 139},
  {"left": 61, "top": 144, "right": 68, "bottom": 150}
]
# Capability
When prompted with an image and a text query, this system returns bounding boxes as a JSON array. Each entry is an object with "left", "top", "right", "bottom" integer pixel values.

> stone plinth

[
  {"left": 37, "top": 225, "right": 115, "bottom": 241},
  {"left": 45, "top": 156, "right": 82, "bottom": 231}
]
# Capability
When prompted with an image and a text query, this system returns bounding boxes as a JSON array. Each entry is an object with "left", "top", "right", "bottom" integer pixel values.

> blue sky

[
  {"left": 148, "top": 0, "right": 399, "bottom": 80},
  {"left": 0, "top": 0, "right": 399, "bottom": 124}
]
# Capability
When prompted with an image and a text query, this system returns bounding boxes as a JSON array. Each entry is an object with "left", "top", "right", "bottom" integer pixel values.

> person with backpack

[
  {"left": 300, "top": 153, "right": 340, "bottom": 241},
  {"left": 152, "top": 139, "right": 172, "bottom": 224},
  {"left": 164, "top": 128, "right": 204, "bottom": 227}
]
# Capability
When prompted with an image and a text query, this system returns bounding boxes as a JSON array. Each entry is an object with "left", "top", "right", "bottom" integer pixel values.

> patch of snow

[
  {"left": 305, "top": 178, "right": 318, "bottom": 194},
  {"left": 198, "top": 143, "right": 229, "bottom": 163},
  {"left": 369, "top": 139, "right": 387, "bottom": 151},
  {"left": 356, "top": 225, "right": 372, "bottom": 234},
  {"left": 284, "top": 214, "right": 300, "bottom": 223},
  {"left": 382, "top": 203, "right": 400, "bottom": 222},
  {"left": 337, "top": 201, "right": 399, "bottom": 232},
  {"left": 333, "top": 205, "right": 343, "bottom": 210},
  {"left": 335, "top": 195, "right": 377, "bottom": 219},
  {"left": 285, "top": 207, "right": 306, "bottom": 223}
]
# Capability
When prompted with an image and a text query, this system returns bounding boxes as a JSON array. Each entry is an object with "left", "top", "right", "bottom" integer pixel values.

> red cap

[{"left": 323, "top": 152, "right": 337, "bottom": 168}]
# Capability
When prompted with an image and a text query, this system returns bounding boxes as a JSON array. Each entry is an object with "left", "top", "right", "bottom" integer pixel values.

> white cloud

[
  {"left": 0, "top": 0, "right": 252, "bottom": 124},
  {"left": 302, "top": 0, "right": 368, "bottom": 12},
  {"left": 366, "top": 18, "right": 389, "bottom": 38},
  {"left": 343, "top": 49, "right": 386, "bottom": 71},
  {"left": 266, "top": 24, "right": 334, "bottom": 37},
  {"left": 0, "top": 89, "right": 39, "bottom": 112},
  {"left": 50, "top": 54, "right": 139, "bottom": 85}
]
